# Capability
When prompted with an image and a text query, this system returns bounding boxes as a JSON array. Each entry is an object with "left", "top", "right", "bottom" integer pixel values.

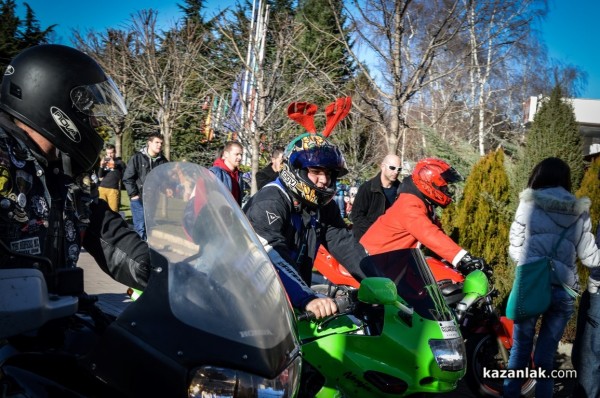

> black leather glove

[{"left": 457, "top": 253, "right": 490, "bottom": 276}]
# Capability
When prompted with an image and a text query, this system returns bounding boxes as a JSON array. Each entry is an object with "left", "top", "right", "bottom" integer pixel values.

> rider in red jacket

[{"left": 360, "top": 158, "right": 486, "bottom": 274}]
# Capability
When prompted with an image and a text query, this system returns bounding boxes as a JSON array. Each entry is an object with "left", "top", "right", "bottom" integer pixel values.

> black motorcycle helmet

[
  {"left": 0, "top": 44, "right": 127, "bottom": 172},
  {"left": 279, "top": 133, "right": 348, "bottom": 208}
]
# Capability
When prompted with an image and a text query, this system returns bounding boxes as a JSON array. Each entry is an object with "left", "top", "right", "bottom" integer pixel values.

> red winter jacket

[{"left": 360, "top": 189, "right": 466, "bottom": 266}]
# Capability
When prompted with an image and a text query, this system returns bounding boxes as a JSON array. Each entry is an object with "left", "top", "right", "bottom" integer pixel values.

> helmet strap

[{"left": 292, "top": 198, "right": 302, "bottom": 213}]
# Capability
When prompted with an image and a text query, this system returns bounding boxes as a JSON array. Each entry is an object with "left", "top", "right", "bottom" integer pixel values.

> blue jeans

[
  {"left": 503, "top": 287, "right": 575, "bottom": 397},
  {"left": 130, "top": 198, "right": 146, "bottom": 241},
  {"left": 572, "top": 290, "right": 600, "bottom": 398},
  {"left": 334, "top": 195, "right": 345, "bottom": 218}
]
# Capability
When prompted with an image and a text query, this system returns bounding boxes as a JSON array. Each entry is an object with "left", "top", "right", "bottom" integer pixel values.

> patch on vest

[{"left": 11, "top": 237, "right": 41, "bottom": 255}]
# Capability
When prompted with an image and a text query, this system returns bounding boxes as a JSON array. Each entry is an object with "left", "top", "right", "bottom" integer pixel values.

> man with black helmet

[
  {"left": 360, "top": 157, "right": 488, "bottom": 275},
  {"left": 0, "top": 44, "right": 150, "bottom": 296},
  {"left": 244, "top": 133, "right": 378, "bottom": 319}
]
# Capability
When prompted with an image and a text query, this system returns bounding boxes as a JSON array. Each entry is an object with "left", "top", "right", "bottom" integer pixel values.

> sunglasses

[{"left": 384, "top": 164, "right": 401, "bottom": 172}]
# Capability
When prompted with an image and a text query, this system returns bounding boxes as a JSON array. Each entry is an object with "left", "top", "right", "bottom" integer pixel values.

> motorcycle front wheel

[{"left": 466, "top": 333, "right": 536, "bottom": 398}]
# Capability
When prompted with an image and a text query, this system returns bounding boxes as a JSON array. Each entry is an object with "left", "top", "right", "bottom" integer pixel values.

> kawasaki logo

[{"left": 50, "top": 107, "right": 81, "bottom": 142}]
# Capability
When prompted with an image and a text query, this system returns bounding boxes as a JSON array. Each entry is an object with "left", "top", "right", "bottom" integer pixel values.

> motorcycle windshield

[
  {"left": 369, "top": 248, "right": 454, "bottom": 322},
  {"left": 142, "top": 162, "right": 296, "bottom": 348}
]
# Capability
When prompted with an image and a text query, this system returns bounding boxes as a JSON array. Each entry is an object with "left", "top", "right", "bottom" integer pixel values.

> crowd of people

[{"left": 2, "top": 43, "right": 599, "bottom": 398}]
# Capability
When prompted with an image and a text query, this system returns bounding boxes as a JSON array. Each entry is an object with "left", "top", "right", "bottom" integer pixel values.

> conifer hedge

[{"left": 443, "top": 149, "right": 514, "bottom": 301}]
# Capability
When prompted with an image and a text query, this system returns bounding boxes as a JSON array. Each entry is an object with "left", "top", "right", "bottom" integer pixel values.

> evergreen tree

[
  {"left": 121, "top": 128, "right": 135, "bottom": 163},
  {"left": 295, "top": 0, "right": 355, "bottom": 93},
  {"left": 0, "top": 0, "right": 55, "bottom": 71},
  {"left": 18, "top": 4, "right": 56, "bottom": 48},
  {"left": 421, "top": 125, "right": 479, "bottom": 181},
  {"left": 0, "top": 0, "right": 20, "bottom": 69},
  {"left": 178, "top": 0, "right": 207, "bottom": 27},
  {"left": 576, "top": 156, "right": 600, "bottom": 231},
  {"left": 449, "top": 149, "right": 513, "bottom": 300},
  {"left": 171, "top": 0, "right": 227, "bottom": 163},
  {"left": 516, "top": 85, "right": 584, "bottom": 193},
  {"left": 572, "top": 157, "right": 600, "bottom": 307}
]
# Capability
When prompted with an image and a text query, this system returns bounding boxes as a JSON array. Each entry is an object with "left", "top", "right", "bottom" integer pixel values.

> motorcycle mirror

[
  {"left": 358, "top": 277, "right": 398, "bottom": 305},
  {"left": 0, "top": 268, "right": 78, "bottom": 339},
  {"left": 462, "top": 269, "right": 489, "bottom": 296}
]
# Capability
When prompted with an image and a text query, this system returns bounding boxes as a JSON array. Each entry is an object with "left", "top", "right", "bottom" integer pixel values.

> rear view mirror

[
  {"left": 358, "top": 277, "right": 398, "bottom": 305},
  {"left": 0, "top": 268, "right": 78, "bottom": 339},
  {"left": 462, "top": 270, "right": 488, "bottom": 296}
]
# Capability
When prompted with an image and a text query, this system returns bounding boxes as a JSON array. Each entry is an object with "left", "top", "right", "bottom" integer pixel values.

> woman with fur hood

[{"left": 503, "top": 157, "right": 600, "bottom": 398}]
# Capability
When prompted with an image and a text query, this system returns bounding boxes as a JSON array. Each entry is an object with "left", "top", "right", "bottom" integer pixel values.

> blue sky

[
  {"left": 18, "top": 0, "right": 600, "bottom": 99},
  {"left": 20, "top": 0, "right": 234, "bottom": 42},
  {"left": 536, "top": 0, "right": 600, "bottom": 99}
]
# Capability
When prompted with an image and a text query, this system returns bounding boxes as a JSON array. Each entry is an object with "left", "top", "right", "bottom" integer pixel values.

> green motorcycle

[{"left": 297, "top": 248, "right": 467, "bottom": 397}]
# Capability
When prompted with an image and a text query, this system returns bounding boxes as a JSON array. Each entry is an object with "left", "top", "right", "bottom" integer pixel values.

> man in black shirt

[
  {"left": 123, "top": 132, "right": 169, "bottom": 240},
  {"left": 98, "top": 144, "right": 126, "bottom": 212},
  {"left": 350, "top": 154, "right": 402, "bottom": 241},
  {"left": 255, "top": 146, "right": 284, "bottom": 190}
]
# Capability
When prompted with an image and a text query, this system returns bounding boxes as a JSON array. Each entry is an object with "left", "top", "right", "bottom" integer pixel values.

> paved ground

[
  {"left": 79, "top": 251, "right": 577, "bottom": 397},
  {"left": 79, "top": 249, "right": 132, "bottom": 316}
]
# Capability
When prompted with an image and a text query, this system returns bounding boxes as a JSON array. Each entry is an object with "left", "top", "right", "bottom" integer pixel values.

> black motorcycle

[{"left": 0, "top": 162, "right": 301, "bottom": 397}]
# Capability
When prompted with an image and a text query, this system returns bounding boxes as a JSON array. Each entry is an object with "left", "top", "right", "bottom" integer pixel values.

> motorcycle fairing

[
  {"left": 367, "top": 249, "right": 455, "bottom": 322},
  {"left": 82, "top": 163, "right": 300, "bottom": 396}
]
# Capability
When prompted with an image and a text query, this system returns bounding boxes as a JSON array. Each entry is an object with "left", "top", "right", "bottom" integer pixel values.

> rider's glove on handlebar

[{"left": 457, "top": 253, "right": 489, "bottom": 276}]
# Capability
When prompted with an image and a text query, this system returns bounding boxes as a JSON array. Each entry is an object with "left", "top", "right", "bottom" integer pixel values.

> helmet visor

[
  {"left": 290, "top": 145, "right": 348, "bottom": 176},
  {"left": 440, "top": 167, "right": 463, "bottom": 184},
  {"left": 440, "top": 184, "right": 457, "bottom": 200},
  {"left": 70, "top": 77, "right": 127, "bottom": 117}
]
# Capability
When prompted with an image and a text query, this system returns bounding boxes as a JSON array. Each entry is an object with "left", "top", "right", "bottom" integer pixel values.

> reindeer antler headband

[{"left": 287, "top": 97, "right": 352, "bottom": 137}]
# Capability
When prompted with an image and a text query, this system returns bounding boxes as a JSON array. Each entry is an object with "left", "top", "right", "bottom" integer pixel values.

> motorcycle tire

[{"left": 465, "top": 333, "right": 535, "bottom": 398}]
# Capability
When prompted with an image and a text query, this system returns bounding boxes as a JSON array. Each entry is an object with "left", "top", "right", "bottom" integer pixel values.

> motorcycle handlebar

[{"left": 297, "top": 294, "right": 352, "bottom": 322}]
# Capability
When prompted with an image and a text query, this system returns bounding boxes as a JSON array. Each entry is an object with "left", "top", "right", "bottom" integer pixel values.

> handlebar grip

[
  {"left": 297, "top": 294, "right": 353, "bottom": 322},
  {"left": 297, "top": 311, "right": 316, "bottom": 322}
]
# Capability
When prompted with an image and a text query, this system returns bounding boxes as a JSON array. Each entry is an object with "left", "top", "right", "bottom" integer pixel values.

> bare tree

[
  {"left": 331, "top": 0, "right": 468, "bottom": 157},
  {"left": 218, "top": 2, "right": 349, "bottom": 194},
  {"left": 125, "top": 9, "right": 209, "bottom": 159},
  {"left": 74, "top": 10, "right": 212, "bottom": 160},
  {"left": 73, "top": 28, "right": 145, "bottom": 157},
  {"left": 462, "top": 0, "right": 547, "bottom": 155}
]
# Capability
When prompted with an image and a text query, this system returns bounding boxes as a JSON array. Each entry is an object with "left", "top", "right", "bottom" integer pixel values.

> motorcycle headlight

[
  {"left": 428, "top": 337, "right": 466, "bottom": 371},
  {"left": 188, "top": 355, "right": 301, "bottom": 398}
]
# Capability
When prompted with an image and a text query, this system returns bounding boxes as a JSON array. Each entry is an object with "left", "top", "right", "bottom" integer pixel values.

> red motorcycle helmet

[{"left": 412, "top": 158, "right": 463, "bottom": 207}]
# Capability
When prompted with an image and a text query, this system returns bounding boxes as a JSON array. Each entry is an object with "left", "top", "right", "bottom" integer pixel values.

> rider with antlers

[{"left": 244, "top": 97, "right": 379, "bottom": 319}]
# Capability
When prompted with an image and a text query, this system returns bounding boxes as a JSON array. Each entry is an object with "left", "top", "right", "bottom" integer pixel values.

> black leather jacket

[
  {"left": 350, "top": 172, "right": 400, "bottom": 241},
  {"left": 243, "top": 179, "right": 375, "bottom": 308},
  {"left": 0, "top": 112, "right": 150, "bottom": 293},
  {"left": 122, "top": 148, "right": 169, "bottom": 200}
]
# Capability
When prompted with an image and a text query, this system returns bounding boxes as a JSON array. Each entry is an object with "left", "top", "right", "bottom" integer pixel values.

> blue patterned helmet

[{"left": 279, "top": 133, "right": 348, "bottom": 208}]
